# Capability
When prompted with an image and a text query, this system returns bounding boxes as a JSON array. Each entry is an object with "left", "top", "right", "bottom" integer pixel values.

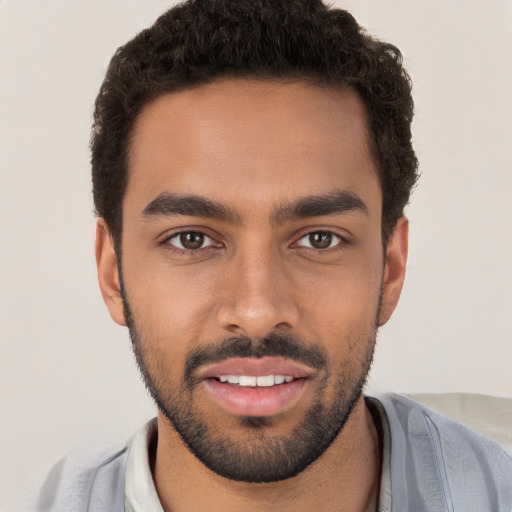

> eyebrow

[
  {"left": 141, "top": 189, "right": 368, "bottom": 224},
  {"left": 142, "top": 193, "right": 242, "bottom": 223},
  {"left": 271, "top": 190, "right": 368, "bottom": 224}
]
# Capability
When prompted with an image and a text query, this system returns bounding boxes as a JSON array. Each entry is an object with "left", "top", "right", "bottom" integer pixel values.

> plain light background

[{"left": 1, "top": 0, "right": 511, "bottom": 508}]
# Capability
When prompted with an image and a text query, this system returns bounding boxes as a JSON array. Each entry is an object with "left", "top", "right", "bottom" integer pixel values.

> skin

[{"left": 96, "top": 79, "right": 408, "bottom": 512}]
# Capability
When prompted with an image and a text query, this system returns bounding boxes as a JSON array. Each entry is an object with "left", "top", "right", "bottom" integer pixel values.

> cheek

[
  {"left": 299, "top": 261, "right": 382, "bottom": 323},
  {"left": 295, "top": 264, "right": 382, "bottom": 365},
  {"left": 123, "top": 258, "right": 221, "bottom": 352}
]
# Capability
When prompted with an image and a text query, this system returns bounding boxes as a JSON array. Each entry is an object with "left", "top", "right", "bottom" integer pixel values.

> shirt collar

[{"left": 124, "top": 418, "right": 163, "bottom": 512}]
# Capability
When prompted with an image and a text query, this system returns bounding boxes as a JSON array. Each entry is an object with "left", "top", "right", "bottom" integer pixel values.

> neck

[{"left": 153, "top": 397, "right": 381, "bottom": 512}]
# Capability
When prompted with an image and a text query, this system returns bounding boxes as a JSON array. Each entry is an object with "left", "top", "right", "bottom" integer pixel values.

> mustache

[{"left": 184, "top": 332, "right": 327, "bottom": 383}]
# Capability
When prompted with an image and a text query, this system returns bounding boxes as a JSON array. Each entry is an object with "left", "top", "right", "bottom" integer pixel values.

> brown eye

[
  {"left": 180, "top": 232, "right": 204, "bottom": 249},
  {"left": 297, "top": 231, "right": 341, "bottom": 250},
  {"left": 167, "top": 231, "right": 214, "bottom": 251}
]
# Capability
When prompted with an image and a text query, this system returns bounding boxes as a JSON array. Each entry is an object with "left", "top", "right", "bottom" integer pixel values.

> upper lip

[{"left": 198, "top": 357, "right": 314, "bottom": 380}]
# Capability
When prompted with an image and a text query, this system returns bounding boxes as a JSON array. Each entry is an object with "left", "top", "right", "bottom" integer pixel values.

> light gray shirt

[{"left": 33, "top": 394, "right": 512, "bottom": 511}]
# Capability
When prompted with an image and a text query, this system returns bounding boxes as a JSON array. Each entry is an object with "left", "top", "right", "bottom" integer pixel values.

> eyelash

[
  {"left": 294, "top": 231, "right": 346, "bottom": 251},
  {"left": 161, "top": 230, "right": 219, "bottom": 255},
  {"left": 160, "top": 229, "right": 348, "bottom": 255}
]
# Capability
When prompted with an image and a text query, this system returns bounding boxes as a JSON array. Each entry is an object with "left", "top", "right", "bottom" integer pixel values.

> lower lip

[{"left": 204, "top": 378, "right": 307, "bottom": 417}]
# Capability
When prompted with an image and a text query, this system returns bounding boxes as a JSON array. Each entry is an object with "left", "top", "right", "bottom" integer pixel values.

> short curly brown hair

[{"left": 91, "top": 0, "right": 418, "bottom": 248}]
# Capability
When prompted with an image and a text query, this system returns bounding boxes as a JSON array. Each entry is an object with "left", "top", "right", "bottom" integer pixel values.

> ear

[
  {"left": 95, "top": 219, "right": 126, "bottom": 326},
  {"left": 378, "top": 216, "right": 409, "bottom": 326}
]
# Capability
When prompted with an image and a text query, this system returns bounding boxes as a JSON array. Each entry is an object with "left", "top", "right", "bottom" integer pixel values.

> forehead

[{"left": 125, "top": 79, "right": 380, "bottom": 220}]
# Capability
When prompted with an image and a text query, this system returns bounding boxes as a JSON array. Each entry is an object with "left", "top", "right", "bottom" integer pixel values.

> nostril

[
  {"left": 224, "top": 323, "right": 244, "bottom": 336},
  {"left": 216, "top": 295, "right": 300, "bottom": 339}
]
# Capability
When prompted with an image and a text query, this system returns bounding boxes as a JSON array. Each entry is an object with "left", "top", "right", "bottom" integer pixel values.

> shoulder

[
  {"left": 373, "top": 393, "right": 512, "bottom": 511},
  {"left": 30, "top": 439, "right": 131, "bottom": 512},
  {"left": 402, "top": 392, "right": 512, "bottom": 457}
]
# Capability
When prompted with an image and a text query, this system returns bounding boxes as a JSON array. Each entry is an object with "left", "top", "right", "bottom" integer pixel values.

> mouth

[
  {"left": 199, "top": 357, "right": 312, "bottom": 417},
  {"left": 218, "top": 374, "right": 294, "bottom": 386}
]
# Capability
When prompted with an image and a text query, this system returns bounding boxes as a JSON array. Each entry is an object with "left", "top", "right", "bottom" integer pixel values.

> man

[{"left": 35, "top": 1, "right": 512, "bottom": 511}]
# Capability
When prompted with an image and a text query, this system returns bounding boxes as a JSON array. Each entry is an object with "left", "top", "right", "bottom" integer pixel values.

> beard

[{"left": 121, "top": 286, "right": 378, "bottom": 483}]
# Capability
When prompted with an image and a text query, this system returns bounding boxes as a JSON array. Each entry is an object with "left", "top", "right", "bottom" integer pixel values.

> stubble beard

[{"left": 120, "top": 286, "right": 378, "bottom": 483}]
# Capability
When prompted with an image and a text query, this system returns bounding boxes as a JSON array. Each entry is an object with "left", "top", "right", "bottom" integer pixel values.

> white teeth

[
  {"left": 256, "top": 375, "right": 274, "bottom": 387},
  {"left": 218, "top": 375, "right": 294, "bottom": 387},
  {"left": 239, "top": 376, "right": 257, "bottom": 386}
]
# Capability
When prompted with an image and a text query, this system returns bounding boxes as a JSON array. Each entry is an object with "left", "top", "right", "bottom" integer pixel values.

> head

[
  {"left": 92, "top": 0, "right": 418, "bottom": 250},
  {"left": 94, "top": 0, "right": 416, "bottom": 484}
]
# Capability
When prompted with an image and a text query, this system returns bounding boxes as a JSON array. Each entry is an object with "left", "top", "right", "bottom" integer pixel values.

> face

[{"left": 96, "top": 79, "right": 408, "bottom": 482}]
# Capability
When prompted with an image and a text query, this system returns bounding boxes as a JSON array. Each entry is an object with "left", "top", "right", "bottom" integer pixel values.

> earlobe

[
  {"left": 95, "top": 219, "right": 126, "bottom": 326},
  {"left": 378, "top": 216, "right": 409, "bottom": 326}
]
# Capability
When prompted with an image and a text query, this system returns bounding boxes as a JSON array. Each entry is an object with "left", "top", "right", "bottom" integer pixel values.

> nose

[{"left": 216, "top": 248, "right": 300, "bottom": 339}]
